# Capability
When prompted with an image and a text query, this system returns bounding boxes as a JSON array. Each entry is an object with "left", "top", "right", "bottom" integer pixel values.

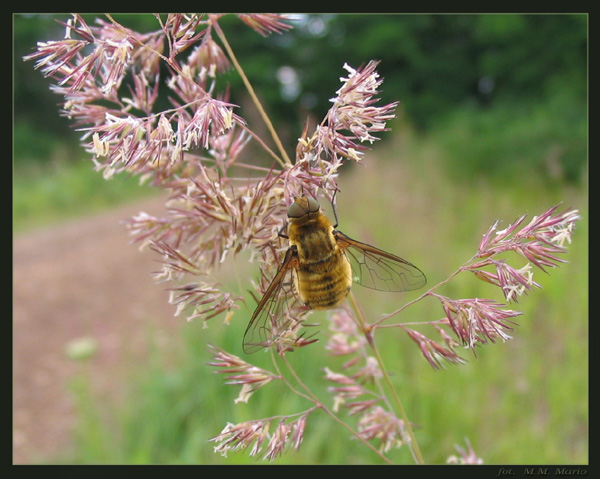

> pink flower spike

[
  {"left": 356, "top": 406, "right": 405, "bottom": 453},
  {"left": 238, "top": 14, "right": 293, "bottom": 37},
  {"left": 476, "top": 206, "right": 580, "bottom": 274},
  {"left": 207, "top": 345, "right": 278, "bottom": 403},
  {"left": 210, "top": 420, "right": 269, "bottom": 458},
  {"left": 439, "top": 296, "right": 521, "bottom": 353},
  {"left": 447, "top": 438, "right": 484, "bottom": 464}
]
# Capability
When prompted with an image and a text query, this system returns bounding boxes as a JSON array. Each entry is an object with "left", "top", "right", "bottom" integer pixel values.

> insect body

[
  {"left": 287, "top": 196, "right": 353, "bottom": 310},
  {"left": 243, "top": 196, "right": 426, "bottom": 353}
]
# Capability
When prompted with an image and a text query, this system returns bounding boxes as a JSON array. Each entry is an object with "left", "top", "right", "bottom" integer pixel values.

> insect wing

[
  {"left": 335, "top": 230, "right": 427, "bottom": 292},
  {"left": 243, "top": 247, "right": 302, "bottom": 354}
]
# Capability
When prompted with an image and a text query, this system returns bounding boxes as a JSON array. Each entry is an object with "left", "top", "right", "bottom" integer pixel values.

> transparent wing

[
  {"left": 243, "top": 247, "right": 311, "bottom": 354},
  {"left": 335, "top": 230, "right": 427, "bottom": 292}
]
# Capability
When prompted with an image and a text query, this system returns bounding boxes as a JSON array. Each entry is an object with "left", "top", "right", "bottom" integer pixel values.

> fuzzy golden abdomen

[{"left": 294, "top": 251, "right": 352, "bottom": 309}]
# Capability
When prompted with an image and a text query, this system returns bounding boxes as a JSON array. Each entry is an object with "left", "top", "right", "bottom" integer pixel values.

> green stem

[
  {"left": 348, "top": 292, "right": 425, "bottom": 464},
  {"left": 278, "top": 353, "right": 394, "bottom": 464},
  {"left": 374, "top": 258, "right": 476, "bottom": 326},
  {"left": 211, "top": 17, "right": 292, "bottom": 168}
]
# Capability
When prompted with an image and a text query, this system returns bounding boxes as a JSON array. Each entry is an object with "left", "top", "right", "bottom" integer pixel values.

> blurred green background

[{"left": 13, "top": 14, "right": 587, "bottom": 465}]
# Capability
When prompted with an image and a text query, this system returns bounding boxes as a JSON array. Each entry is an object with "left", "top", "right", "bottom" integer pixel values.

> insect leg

[
  {"left": 278, "top": 221, "right": 289, "bottom": 239},
  {"left": 331, "top": 189, "right": 340, "bottom": 229}
]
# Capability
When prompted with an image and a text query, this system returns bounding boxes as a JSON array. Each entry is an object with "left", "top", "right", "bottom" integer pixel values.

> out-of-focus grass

[
  {"left": 427, "top": 86, "right": 587, "bottom": 184},
  {"left": 25, "top": 124, "right": 587, "bottom": 465},
  {"left": 13, "top": 152, "right": 156, "bottom": 233}
]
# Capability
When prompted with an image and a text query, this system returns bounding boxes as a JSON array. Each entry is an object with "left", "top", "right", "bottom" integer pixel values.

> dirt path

[{"left": 13, "top": 196, "right": 179, "bottom": 464}]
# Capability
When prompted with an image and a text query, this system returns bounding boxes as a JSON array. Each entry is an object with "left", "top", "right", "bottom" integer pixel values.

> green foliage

[
  {"left": 473, "top": 14, "right": 586, "bottom": 101},
  {"left": 261, "top": 14, "right": 586, "bottom": 127},
  {"left": 428, "top": 87, "right": 587, "bottom": 182},
  {"left": 14, "top": 15, "right": 77, "bottom": 148},
  {"left": 13, "top": 121, "right": 68, "bottom": 164}
]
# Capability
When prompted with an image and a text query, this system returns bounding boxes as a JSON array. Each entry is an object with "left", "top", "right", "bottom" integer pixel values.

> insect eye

[
  {"left": 287, "top": 196, "right": 321, "bottom": 218},
  {"left": 287, "top": 201, "right": 305, "bottom": 218},
  {"left": 306, "top": 197, "right": 320, "bottom": 213}
]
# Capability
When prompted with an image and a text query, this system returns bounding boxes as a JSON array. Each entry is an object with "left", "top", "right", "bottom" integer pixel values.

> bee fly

[{"left": 243, "top": 195, "right": 426, "bottom": 353}]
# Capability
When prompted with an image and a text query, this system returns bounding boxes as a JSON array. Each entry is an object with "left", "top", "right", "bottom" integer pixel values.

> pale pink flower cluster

[
  {"left": 26, "top": 15, "right": 399, "bottom": 328},
  {"left": 324, "top": 309, "right": 410, "bottom": 453},
  {"left": 446, "top": 438, "right": 483, "bottom": 464},
  {"left": 207, "top": 346, "right": 279, "bottom": 403},
  {"left": 405, "top": 326, "right": 466, "bottom": 370},
  {"left": 207, "top": 346, "right": 315, "bottom": 461},
  {"left": 467, "top": 204, "right": 580, "bottom": 308},
  {"left": 294, "top": 60, "right": 397, "bottom": 199},
  {"left": 356, "top": 406, "right": 406, "bottom": 453},
  {"left": 211, "top": 415, "right": 307, "bottom": 461},
  {"left": 401, "top": 204, "right": 580, "bottom": 368},
  {"left": 439, "top": 297, "right": 520, "bottom": 350},
  {"left": 208, "top": 346, "right": 309, "bottom": 460}
]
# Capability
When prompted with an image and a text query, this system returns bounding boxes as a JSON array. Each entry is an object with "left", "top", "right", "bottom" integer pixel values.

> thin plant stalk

[
  {"left": 347, "top": 292, "right": 425, "bottom": 464},
  {"left": 210, "top": 16, "right": 291, "bottom": 168},
  {"left": 375, "top": 263, "right": 467, "bottom": 325},
  {"left": 278, "top": 353, "right": 395, "bottom": 464}
]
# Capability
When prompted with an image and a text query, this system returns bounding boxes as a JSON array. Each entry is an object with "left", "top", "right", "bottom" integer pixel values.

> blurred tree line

[{"left": 14, "top": 13, "right": 587, "bottom": 181}]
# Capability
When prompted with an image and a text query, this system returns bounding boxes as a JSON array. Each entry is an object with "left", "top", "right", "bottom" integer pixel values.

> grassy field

[
  {"left": 14, "top": 120, "right": 588, "bottom": 465},
  {"left": 13, "top": 150, "right": 155, "bottom": 233}
]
